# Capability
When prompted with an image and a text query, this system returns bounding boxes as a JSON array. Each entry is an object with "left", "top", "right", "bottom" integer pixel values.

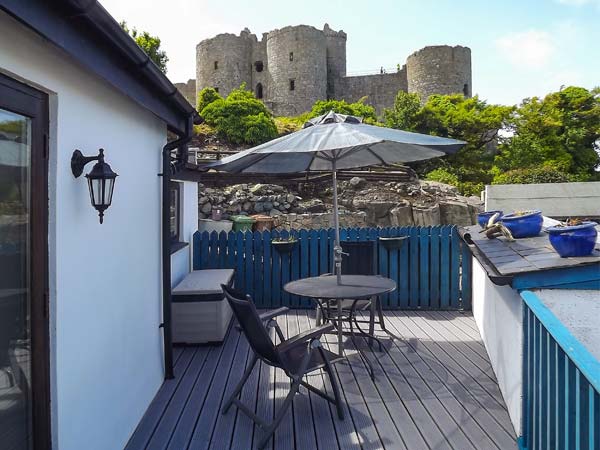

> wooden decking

[{"left": 126, "top": 310, "right": 517, "bottom": 450}]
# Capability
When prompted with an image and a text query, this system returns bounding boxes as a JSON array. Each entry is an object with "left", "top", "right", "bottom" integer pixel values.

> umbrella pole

[{"left": 332, "top": 160, "right": 343, "bottom": 285}]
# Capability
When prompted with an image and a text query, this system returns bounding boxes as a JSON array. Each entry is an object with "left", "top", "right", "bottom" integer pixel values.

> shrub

[
  {"left": 457, "top": 181, "right": 484, "bottom": 197},
  {"left": 196, "top": 87, "right": 222, "bottom": 113},
  {"left": 425, "top": 168, "right": 459, "bottom": 186},
  {"left": 492, "top": 166, "right": 575, "bottom": 185},
  {"left": 199, "top": 85, "right": 278, "bottom": 145}
]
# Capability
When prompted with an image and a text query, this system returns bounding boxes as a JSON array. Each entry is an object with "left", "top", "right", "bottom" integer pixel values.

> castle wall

[
  {"left": 196, "top": 32, "right": 251, "bottom": 98},
  {"left": 324, "top": 23, "right": 346, "bottom": 99},
  {"left": 174, "top": 79, "right": 196, "bottom": 107},
  {"left": 406, "top": 45, "right": 471, "bottom": 102},
  {"left": 337, "top": 69, "right": 408, "bottom": 115},
  {"left": 250, "top": 34, "right": 269, "bottom": 102},
  {"left": 266, "top": 25, "right": 327, "bottom": 116}
]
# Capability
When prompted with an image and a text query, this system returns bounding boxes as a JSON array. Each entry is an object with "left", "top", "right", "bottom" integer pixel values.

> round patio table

[{"left": 284, "top": 275, "right": 396, "bottom": 356}]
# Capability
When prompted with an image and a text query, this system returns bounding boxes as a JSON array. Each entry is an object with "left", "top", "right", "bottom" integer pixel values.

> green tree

[
  {"left": 494, "top": 86, "right": 600, "bottom": 179},
  {"left": 383, "top": 91, "right": 422, "bottom": 131},
  {"left": 120, "top": 21, "right": 168, "bottom": 73},
  {"left": 200, "top": 84, "right": 278, "bottom": 145},
  {"left": 196, "top": 87, "right": 222, "bottom": 113}
]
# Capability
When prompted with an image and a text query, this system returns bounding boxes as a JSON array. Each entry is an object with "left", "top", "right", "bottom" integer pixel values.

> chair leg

[
  {"left": 257, "top": 376, "right": 301, "bottom": 449},
  {"left": 222, "top": 354, "right": 258, "bottom": 415},
  {"left": 321, "top": 347, "right": 344, "bottom": 420}
]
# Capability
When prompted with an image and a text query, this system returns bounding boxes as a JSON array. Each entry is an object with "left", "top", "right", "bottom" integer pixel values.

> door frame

[{"left": 0, "top": 72, "right": 50, "bottom": 449}]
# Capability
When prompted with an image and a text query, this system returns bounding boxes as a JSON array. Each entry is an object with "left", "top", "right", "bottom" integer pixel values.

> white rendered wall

[
  {"left": 472, "top": 258, "right": 522, "bottom": 436},
  {"left": 171, "top": 180, "right": 198, "bottom": 287},
  {"left": 1, "top": 12, "right": 166, "bottom": 450}
]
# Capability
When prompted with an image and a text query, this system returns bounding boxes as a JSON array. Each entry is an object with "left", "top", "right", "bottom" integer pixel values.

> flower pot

[
  {"left": 378, "top": 236, "right": 408, "bottom": 250},
  {"left": 477, "top": 210, "right": 503, "bottom": 228},
  {"left": 547, "top": 222, "right": 598, "bottom": 257},
  {"left": 272, "top": 240, "right": 298, "bottom": 254},
  {"left": 500, "top": 210, "right": 543, "bottom": 238}
]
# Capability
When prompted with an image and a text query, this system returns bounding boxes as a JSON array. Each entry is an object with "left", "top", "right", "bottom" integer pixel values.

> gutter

[
  {"left": 161, "top": 115, "right": 194, "bottom": 380},
  {"left": 459, "top": 228, "right": 514, "bottom": 286}
]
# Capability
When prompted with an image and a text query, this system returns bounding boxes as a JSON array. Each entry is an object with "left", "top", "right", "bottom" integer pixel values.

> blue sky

[{"left": 102, "top": 0, "right": 599, "bottom": 106}]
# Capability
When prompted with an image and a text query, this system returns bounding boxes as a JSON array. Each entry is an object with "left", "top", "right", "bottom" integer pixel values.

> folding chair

[{"left": 221, "top": 285, "right": 345, "bottom": 449}]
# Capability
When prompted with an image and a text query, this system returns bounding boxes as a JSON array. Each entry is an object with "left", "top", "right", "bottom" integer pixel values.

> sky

[{"left": 101, "top": 0, "right": 600, "bottom": 106}]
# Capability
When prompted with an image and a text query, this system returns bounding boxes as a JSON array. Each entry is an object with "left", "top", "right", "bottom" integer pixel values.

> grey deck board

[{"left": 126, "top": 310, "right": 517, "bottom": 450}]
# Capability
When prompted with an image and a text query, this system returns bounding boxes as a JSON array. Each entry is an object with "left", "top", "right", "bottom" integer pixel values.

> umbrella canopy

[
  {"left": 209, "top": 111, "right": 466, "bottom": 174},
  {"left": 209, "top": 111, "right": 466, "bottom": 284}
]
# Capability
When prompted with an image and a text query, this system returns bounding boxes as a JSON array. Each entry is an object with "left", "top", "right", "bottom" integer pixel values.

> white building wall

[
  {"left": 171, "top": 181, "right": 199, "bottom": 288},
  {"left": 1, "top": 12, "right": 166, "bottom": 450},
  {"left": 472, "top": 258, "right": 522, "bottom": 436}
]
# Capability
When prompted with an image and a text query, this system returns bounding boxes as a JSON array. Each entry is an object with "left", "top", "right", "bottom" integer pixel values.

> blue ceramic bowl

[
  {"left": 547, "top": 222, "right": 598, "bottom": 257},
  {"left": 500, "top": 210, "right": 543, "bottom": 238},
  {"left": 477, "top": 210, "right": 503, "bottom": 228}
]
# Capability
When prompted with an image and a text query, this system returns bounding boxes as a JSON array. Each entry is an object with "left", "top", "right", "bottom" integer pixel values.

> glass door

[{"left": 0, "top": 74, "right": 49, "bottom": 450}]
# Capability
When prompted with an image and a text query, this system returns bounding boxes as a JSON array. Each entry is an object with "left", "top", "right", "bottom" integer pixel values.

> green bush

[
  {"left": 199, "top": 85, "right": 278, "bottom": 145},
  {"left": 457, "top": 181, "right": 484, "bottom": 197},
  {"left": 492, "top": 166, "right": 575, "bottom": 185},
  {"left": 425, "top": 168, "right": 459, "bottom": 186},
  {"left": 196, "top": 87, "right": 222, "bottom": 113}
]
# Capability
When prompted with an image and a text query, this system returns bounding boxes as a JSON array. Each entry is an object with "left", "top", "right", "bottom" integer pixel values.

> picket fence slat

[{"left": 191, "top": 225, "right": 471, "bottom": 310}]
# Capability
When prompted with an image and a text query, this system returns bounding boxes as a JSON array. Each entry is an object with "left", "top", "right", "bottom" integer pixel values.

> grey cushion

[{"left": 172, "top": 269, "right": 234, "bottom": 296}]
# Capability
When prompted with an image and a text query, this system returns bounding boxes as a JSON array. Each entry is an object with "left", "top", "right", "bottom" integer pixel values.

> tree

[
  {"left": 383, "top": 91, "right": 422, "bottom": 131},
  {"left": 196, "top": 87, "right": 222, "bottom": 113},
  {"left": 120, "top": 21, "right": 168, "bottom": 73},
  {"left": 494, "top": 86, "right": 600, "bottom": 179},
  {"left": 309, "top": 98, "right": 379, "bottom": 124}
]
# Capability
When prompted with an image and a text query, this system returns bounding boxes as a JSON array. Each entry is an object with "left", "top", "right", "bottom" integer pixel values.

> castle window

[
  {"left": 255, "top": 61, "right": 264, "bottom": 72},
  {"left": 214, "top": 61, "right": 218, "bottom": 70},
  {"left": 289, "top": 52, "right": 294, "bottom": 62},
  {"left": 463, "top": 83, "right": 469, "bottom": 96},
  {"left": 256, "top": 83, "right": 263, "bottom": 99},
  {"left": 289, "top": 79, "right": 295, "bottom": 91},
  {"left": 214, "top": 87, "right": 219, "bottom": 93}
]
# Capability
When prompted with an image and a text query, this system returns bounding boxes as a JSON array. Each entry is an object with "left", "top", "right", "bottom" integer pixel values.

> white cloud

[{"left": 495, "top": 30, "right": 556, "bottom": 69}]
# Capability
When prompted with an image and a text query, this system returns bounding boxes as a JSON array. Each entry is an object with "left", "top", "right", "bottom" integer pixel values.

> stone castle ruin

[{"left": 175, "top": 24, "right": 472, "bottom": 116}]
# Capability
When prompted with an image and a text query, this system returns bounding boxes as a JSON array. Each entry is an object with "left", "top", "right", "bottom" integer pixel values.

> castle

[{"left": 175, "top": 24, "right": 472, "bottom": 116}]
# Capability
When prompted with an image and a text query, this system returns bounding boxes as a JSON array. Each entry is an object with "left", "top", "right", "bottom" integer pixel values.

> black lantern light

[{"left": 71, "top": 148, "right": 118, "bottom": 224}]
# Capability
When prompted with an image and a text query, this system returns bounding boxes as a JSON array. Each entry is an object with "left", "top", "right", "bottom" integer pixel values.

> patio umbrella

[{"left": 209, "top": 111, "right": 466, "bottom": 284}]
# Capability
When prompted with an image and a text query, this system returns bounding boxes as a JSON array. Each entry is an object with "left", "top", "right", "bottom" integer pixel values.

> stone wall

[
  {"left": 337, "top": 69, "right": 408, "bottom": 115},
  {"left": 174, "top": 79, "right": 196, "bottom": 106},
  {"left": 277, "top": 211, "right": 367, "bottom": 230}
]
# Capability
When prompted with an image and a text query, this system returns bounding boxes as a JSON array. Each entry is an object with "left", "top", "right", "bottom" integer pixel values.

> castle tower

[
  {"left": 266, "top": 25, "right": 327, "bottom": 116},
  {"left": 406, "top": 45, "right": 472, "bottom": 102},
  {"left": 323, "top": 23, "right": 347, "bottom": 99},
  {"left": 196, "top": 30, "right": 252, "bottom": 100}
]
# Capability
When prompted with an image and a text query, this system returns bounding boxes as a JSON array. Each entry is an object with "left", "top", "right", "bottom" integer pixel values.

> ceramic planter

[
  {"left": 547, "top": 222, "right": 598, "bottom": 257},
  {"left": 477, "top": 210, "right": 503, "bottom": 228},
  {"left": 500, "top": 210, "right": 543, "bottom": 238}
]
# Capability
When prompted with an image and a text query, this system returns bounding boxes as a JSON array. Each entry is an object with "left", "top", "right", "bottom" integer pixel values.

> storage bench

[{"left": 171, "top": 269, "right": 234, "bottom": 344}]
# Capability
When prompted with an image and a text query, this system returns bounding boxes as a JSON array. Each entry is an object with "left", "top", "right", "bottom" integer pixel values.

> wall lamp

[{"left": 71, "top": 148, "right": 118, "bottom": 224}]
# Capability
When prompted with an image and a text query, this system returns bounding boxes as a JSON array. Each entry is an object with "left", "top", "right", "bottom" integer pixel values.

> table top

[{"left": 283, "top": 275, "right": 396, "bottom": 299}]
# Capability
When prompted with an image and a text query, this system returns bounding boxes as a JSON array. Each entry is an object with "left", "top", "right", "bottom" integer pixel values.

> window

[
  {"left": 169, "top": 182, "right": 181, "bottom": 244},
  {"left": 254, "top": 61, "right": 264, "bottom": 72},
  {"left": 214, "top": 87, "right": 219, "bottom": 93},
  {"left": 289, "top": 52, "right": 294, "bottom": 62},
  {"left": 463, "top": 83, "right": 469, "bottom": 96},
  {"left": 289, "top": 79, "right": 295, "bottom": 91},
  {"left": 256, "top": 83, "right": 263, "bottom": 99},
  {"left": 214, "top": 61, "right": 218, "bottom": 70}
]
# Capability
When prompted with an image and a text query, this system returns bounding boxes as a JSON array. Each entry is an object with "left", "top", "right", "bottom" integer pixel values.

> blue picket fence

[
  {"left": 192, "top": 225, "right": 472, "bottom": 310},
  {"left": 521, "top": 291, "right": 600, "bottom": 450}
]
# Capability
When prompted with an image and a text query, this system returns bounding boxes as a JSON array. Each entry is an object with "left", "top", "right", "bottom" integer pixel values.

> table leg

[
  {"left": 369, "top": 295, "right": 376, "bottom": 347},
  {"left": 338, "top": 299, "right": 343, "bottom": 356},
  {"left": 315, "top": 303, "right": 322, "bottom": 326}
]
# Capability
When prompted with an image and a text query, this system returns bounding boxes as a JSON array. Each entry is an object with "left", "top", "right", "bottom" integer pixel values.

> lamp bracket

[{"left": 71, "top": 149, "right": 102, "bottom": 178}]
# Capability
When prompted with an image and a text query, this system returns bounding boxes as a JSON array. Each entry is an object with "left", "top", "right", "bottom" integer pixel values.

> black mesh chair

[{"left": 221, "top": 285, "right": 345, "bottom": 450}]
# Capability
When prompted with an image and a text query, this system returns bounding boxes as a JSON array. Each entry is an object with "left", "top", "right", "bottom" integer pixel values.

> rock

[
  {"left": 199, "top": 196, "right": 209, "bottom": 205},
  {"left": 349, "top": 176, "right": 366, "bottom": 188},
  {"left": 254, "top": 202, "right": 265, "bottom": 213},
  {"left": 283, "top": 203, "right": 291, "bottom": 210},
  {"left": 439, "top": 201, "right": 473, "bottom": 226},
  {"left": 263, "top": 201, "right": 274, "bottom": 211},
  {"left": 286, "top": 194, "right": 296, "bottom": 204},
  {"left": 201, "top": 202, "right": 212, "bottom": 214},
  {"left": 242, "top": 201, "right": 252, "bottom": 212},
  {"left": 390, "top": 202, "right": 414, "bottom": 226},
  {"left": 412, "top": 204, "right": 441, "bottom": 226},
  {"left": 303, "top": 199, "right": 326, "bottom": 213},
  {"left": 269, "top": 209, "right": 282, "bottom": 216}
]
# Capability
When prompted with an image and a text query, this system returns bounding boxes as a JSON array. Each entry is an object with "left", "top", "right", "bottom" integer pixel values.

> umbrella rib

[{"left": 366, "top": 145, "right": 390, "bottom": 166}]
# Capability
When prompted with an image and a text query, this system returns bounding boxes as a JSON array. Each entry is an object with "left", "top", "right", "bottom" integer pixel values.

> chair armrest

[
  {"left": 259, "top": 307, "right": 290, "bottom": 322},
  {"left": 277, "top": 323, "right": 334, "bottom": 353}
]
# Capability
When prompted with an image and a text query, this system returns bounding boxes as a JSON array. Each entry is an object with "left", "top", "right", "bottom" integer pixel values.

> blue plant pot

[
  {"left": 547, "top": 222, "right": 598, "bottom": 257},
  {"left": 477, "top": 210, "right": 503, "bottom": 228},
  {"left": 500, "top": 210, "right": 543, "bottom": 238}
]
